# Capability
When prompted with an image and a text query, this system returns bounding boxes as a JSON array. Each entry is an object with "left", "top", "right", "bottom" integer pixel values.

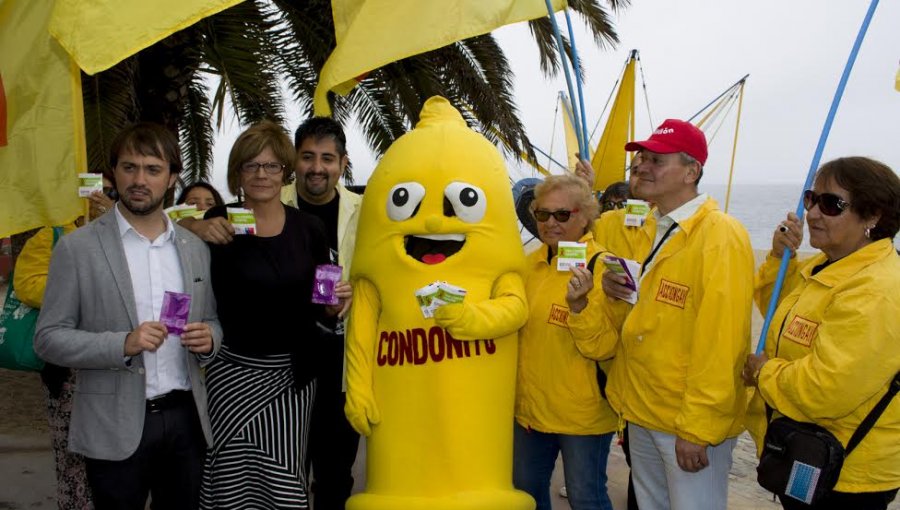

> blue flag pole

[
  {"left": 756, "top": 0, "right": 880, "bottom": 355},
  {"left": 544, "top": 0, "right": 586, "bottom": 158},
  {"left": 563, "top": 9, "right": 590, "bottom": 161}
]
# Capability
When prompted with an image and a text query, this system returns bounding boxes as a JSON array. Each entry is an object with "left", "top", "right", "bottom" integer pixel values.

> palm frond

[
  {"left": 82, "top": 58, "right": 140, "bottom": 174},
  {"left": 195, "top": 0, "right": 285, "bottom": 126},
  {"left": 178, "top": 74, "right": 214, "bottom": 182}
]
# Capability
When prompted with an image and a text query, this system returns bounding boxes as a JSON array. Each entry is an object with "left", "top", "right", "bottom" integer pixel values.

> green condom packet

[
  {"left": 415, "top": 281, "right": 467, "bottom": 318},
  {"left": 624, "top": 199, "right": 651, "bottom": 227},
  {"left": 78, "top": 173, "right": 103, "bottom": 197},
  {"left": 556, "top": 241, "right": 587, "bottom": 271},
  {"left": 227, "top": 207, "right": 257, "bottom": 235},
  {"left": 164, "top": 204, "right": 199, "bottom": 221}
]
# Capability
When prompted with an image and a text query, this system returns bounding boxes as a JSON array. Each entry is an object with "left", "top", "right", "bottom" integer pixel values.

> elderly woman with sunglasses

[
  {"left": 744, "top": 156, "right": 900, "bottom": 510},
  {"left": 513, "top": 174, "right": 618, "bottom": 510}
]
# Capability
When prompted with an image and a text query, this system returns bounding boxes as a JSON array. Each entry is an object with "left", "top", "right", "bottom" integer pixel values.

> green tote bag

[{"left": 0, "top": 226, "right": 63, "bottom": 371}]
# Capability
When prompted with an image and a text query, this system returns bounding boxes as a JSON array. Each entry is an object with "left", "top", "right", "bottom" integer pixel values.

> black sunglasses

[
  {"left": 803, "top": 190, "right": 850, "bottom": 217},
  {"left": 601, "top": 200, "right": 626, "bottom": 212},
  {"left": 533, "top": 208, "right": 578, "bottom": 222},
  {"left": 103, "top": 186, "right": 119, "bottom": 201}
]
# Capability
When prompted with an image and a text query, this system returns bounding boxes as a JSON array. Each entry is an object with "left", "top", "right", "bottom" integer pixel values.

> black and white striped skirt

[{"left": 200, "top": 346, "right": 316, "bottom": 509}]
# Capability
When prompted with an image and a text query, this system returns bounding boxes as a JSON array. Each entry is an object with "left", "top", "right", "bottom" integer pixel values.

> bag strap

[
  {"left": 51, "top": 226, "right": 63, "bottom": 246},
  {"left": 585, "top": 251, "right": 608, "bottom": 400},
  {"left": 844, "top": 371, "right": 900, "bottom": 455}
]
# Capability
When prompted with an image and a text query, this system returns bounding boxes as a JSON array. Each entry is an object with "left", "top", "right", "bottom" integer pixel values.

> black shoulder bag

[{"left": 757, "top": 371, "right": 900, "bottom": 505}]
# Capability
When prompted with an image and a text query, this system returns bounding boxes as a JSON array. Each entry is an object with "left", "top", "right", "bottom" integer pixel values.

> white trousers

[{"left": 628, "top": 423, "right": 736, "bottom": 510}]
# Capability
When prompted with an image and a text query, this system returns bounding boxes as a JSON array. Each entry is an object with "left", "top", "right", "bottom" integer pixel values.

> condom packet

[
  {"left": 602, "top": 255, "right": 641, "bottom": 304},
  {"left": 415, "top": 281, "right": 467, "bottom": 318},
  {"left": 227, "top": 207, "right": 256, "bottom": 235},
  {"left": 164, "top": 204, "right": 199, "bottom": 221},
  {"left": 312, "top": 264, "right": 343, "bottom": 305},
  {"left": 557, "top": 241, "right": 588, "bottom": 271},
  {"left": 160, "top": 291, "right": 192, "bottom": 336},
  {"left": 78, "top": 173, "right": 104, "bottom": 198},
  {"left": 624, "top": 199, "right": 651, "bottom": 227}
]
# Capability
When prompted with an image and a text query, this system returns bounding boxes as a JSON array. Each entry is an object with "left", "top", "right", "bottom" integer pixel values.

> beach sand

[{"left": 2, "top": 251, "right": 897, "bottom": 509}]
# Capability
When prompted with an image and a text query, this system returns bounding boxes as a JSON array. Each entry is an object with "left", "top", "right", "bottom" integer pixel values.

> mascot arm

[
  {"left": 344, "top": 278, "right": 382, "bottom": 436},
  {"left": 433, "top": 271, "right": 527, "bottom": 340}
]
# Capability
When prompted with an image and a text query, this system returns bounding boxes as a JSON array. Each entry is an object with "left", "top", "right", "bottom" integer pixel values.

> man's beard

[
  {"left": 120, "top": 186, "right": 165, "bottom": 216},
  {"left": 303, "top": 173, "right": 330, "bottom": 196}
]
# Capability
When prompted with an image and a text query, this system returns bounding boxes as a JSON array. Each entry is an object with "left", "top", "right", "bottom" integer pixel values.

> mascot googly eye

[
  {"left": 443, "top": 182, "right": 486, "bottom": 223},
  {"left": 387, "top": 182, "right": 426, "bottom": 221}
]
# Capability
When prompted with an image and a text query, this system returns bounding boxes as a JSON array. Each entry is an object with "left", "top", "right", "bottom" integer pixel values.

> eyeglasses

[
  {"left": 803, "top": 190, "right": 850, "bottom": 216},
  {"left": 533, "top": 209, "right": 578, "bottom": 222},
  {"left": 103, "top": 186, "right": 119, "bottom": 201},
  {"left": 601, "top": 200, "right": 626, "bottom": 212},
  {"left": 241, "top": 161, "right": 285, "bottom": 174}
]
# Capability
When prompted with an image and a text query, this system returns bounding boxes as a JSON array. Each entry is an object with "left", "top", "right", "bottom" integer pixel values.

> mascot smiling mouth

[{"left": 405, "top": 234, "right": 465, "bottom": 264}]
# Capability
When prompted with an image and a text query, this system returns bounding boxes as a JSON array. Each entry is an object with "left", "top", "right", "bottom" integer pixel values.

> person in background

[
  {"left": 34, "top": 122, "right": 221, "bottom": 509},
  {"left": 177, "top": 182, "right": 225, "bottom": 211},
  {"left": 599, "top": 181, "right": 629, "bottom": 215},
  {"left": 200, "top": 121, "right": 350, "bottom": 510},
  {"left": 513, "top": 173, "right": 617, "bottom": 510},
  {"left": 744, "top": 156, "right": 900, "bottom": 510},
  {"left": 568, "top": 119, "right": 754, "bottom": 510},
  {"left": 282, "top": 116, "right": 361, "bottom": 510}
]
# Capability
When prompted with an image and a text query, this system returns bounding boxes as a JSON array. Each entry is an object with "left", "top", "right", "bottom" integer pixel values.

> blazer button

[{"left": 138, "top": 368, "right": 146, "bottom": 375}]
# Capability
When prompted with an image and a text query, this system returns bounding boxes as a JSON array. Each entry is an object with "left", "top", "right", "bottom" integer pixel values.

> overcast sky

[{"left": 210, "top": 0, "right": 899, "bottom": 196}]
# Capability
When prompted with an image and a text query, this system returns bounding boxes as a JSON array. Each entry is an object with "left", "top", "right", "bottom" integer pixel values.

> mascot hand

[
  {"left": 345, "top": 389, "right": 381, "bottom": 436},
  {"left": 433, "top": 302, "right": 465, "bottom": 324}
]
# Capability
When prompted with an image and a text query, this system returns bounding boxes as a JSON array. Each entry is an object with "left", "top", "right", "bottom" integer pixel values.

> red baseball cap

[{"left": 624, "top": 119, "right": 708, "bottom": 166}]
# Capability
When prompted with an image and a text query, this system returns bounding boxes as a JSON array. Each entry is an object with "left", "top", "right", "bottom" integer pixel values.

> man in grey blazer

[{"left": 35, "top": 122, "right": 222, "bottom": 510}]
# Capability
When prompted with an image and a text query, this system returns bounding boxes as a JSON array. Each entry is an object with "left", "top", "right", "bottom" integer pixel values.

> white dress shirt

[
  {"left": 114, "top": 204, "right": 191, "bottom": 399},
  {"left": 641, "top": 193, "right": 708, "bottom": 280}
]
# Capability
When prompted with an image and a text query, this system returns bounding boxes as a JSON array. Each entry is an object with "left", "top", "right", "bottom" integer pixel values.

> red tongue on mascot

[{"left": 422, "top": 253, "right": 446, "bottom": 264}]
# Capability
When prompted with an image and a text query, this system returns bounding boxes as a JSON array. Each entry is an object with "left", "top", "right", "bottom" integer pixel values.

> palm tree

[{"left": 82, "top": 0, "right": 626, "bottom": 184}]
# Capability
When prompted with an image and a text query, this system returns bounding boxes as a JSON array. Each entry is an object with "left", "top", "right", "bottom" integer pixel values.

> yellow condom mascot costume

[{"left": 346, "top": 96, "right": 533, "bottom": 510}]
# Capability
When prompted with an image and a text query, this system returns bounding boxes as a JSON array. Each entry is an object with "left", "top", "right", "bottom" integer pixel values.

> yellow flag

[
  {"left": 314, "top": 0, "right": 567, "bottom": 115},
  {"left": 0, "top": 0, "right": 85, "bottom": 238},
  {"left": 592, "top": 53, "right": 635, "bottom": 192},
  {"left": 49, "top": 0, "right": 244, "bottom": 75},
  {"left": 559, "top": 93, "right": 582, "bottom": 172}
]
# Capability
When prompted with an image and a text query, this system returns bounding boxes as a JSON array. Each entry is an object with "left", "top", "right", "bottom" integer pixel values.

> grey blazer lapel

[
  {"left": 173, "top": 228, "right": 197, "bottom": 321},
  {"left": 96, "top": 213, "right": 139, "bottom": 329}
]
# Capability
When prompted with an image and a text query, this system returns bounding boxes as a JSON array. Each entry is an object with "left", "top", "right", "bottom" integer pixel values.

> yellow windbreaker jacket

[
  {"left": 13, "top": 224, "right": 77, "bottom": 308},
  {"left": 515, "top": 233, "right": 618, "bottom": 435},
  {"left": 750, "top": 239, "right": 900, "bottom": 493},
  {"left": 570, "top": 198, "right": 754, "bottom": 445}
]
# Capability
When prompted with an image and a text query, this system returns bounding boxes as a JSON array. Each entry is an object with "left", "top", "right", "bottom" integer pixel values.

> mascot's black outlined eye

[
  {"left": 444, "top": 181, "right": 486, "bottom": 223},
  {"left": 386, "top": 182, "right": 426, "bottom": 221}
]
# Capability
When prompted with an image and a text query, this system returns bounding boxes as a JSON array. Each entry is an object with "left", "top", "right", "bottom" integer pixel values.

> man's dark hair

[
  {"left": 293, "top": 117, "right": 347, "bottom": 157},
  {"left": 108, "top": 122, "right": 183, "bottom": 175}
]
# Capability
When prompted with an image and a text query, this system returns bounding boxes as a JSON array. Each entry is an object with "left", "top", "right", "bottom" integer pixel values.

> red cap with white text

[{"left": 624, "top": 119, "right": 708, "bottom": 166}]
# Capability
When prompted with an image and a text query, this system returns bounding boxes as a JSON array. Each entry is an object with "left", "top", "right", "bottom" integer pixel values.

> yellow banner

[
  {"left": 314, "top": 0, "right": 567, "bottom": 115},
  {"left": 560, "top": 93, "right": 580, "bottom": 172},
  {"left": 0, "top": 0, "right": 85, "bottom": 238},
  {"left": 592, "top": 54, "right": 636, "bottom": 192},
  {"left": 49, "top": 0, "right": 244, "bottom": 75}
]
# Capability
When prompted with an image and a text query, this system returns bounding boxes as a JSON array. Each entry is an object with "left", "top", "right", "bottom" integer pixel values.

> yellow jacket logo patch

[
  {"left": 655, "top": 279, "right": 690, "bottom": 308},
  {"left": 547, "top": 303, "right": 570, "bottom": 328},
  {"left": 783, "top": 315, "right": 818, "bottom": 347}
]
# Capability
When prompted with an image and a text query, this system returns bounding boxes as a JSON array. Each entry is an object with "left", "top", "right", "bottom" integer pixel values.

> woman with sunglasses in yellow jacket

[
  {"left": 745, "top": 156, "right": 900, "bottom": 509},
  {"left": 514, "top": 174, "right": 618, "bottom": 510}
]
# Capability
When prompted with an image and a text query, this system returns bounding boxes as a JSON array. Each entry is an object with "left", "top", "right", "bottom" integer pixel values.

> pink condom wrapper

[
  {"left": 312, "top": 264, "right": 342, "bottom": 305},
  {"left": 160, "top": 291, "right": 192, "bottom": 336}
]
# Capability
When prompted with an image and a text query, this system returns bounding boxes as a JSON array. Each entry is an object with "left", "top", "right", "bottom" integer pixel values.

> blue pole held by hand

[
  {"left": 564, "top": 9, "right": 590, "bottom": 161},
  {"left": 756, "top": 0, "right": 880, "bottom": 355},
  {"left": 544, "top": 0, "right": 587, "bottom": 159}
]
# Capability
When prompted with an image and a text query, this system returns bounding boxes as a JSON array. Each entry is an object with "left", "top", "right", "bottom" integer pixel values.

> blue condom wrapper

[{"left": 161, "top": 291, "right": 192, "bottom": 336}]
